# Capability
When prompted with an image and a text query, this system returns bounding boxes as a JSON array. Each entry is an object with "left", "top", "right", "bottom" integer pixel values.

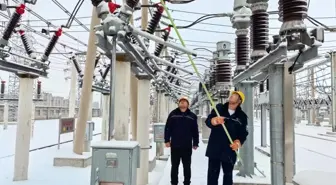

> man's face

[
  {"left": 179, "top": 100, "right": 189, "bottom": 110},
  {"left": 228, "top": 94, "right": 241, "bottom": 110}
]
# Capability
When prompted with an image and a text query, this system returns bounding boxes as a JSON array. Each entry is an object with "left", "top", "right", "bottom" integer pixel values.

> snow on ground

[
  {"left": 0, "top": 119, "right": 167, "bottom": 185},
  {"left": 0, "top": 118, "right": 102, "bottom": 159},
  {"left": 157, "top": 142, "right": 270, "bottom": 185},
  {"left": 254, "top": 121, "right": 336, "bottom": 173},
  {"left": 293, "top": 170, "right": 336, "bottom": 185}
]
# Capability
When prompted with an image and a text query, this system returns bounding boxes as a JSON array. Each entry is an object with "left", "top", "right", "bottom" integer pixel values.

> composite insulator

[
  {"left": 251, "top": 10, "right": 269, "bottom": 61},
  {"left": 71, "top": 57, "right": 83, "bottom": 76},
  {"left": 126, "top": 0, "right": 139, "bottom": 9},
  {"left": 282, "top": 0, "right": 307, "bottom": 21},
  {"left": 280, "top": 0, "right": 307, "bottom": 35},
  {"left": 215, "top": 59, "right": 231, "bottom": 83},
  {"left": 146, "top": 5, "right": 164, "bottom": 34},
  {"left": 278, "top": 0, "right": 283, "bottom": 22},
  {"left": 235, "top": 35, "right": 249, "bottom": 73},
  {"left": 130, "top": 34, "right": 139, "bottom": 45},
  {"left": 154, "top": 28, "right": 170, "bottom": 56},
  {"left": 42, "top": 28, "right": 62, "bottom": 61},
  {"left": 0, "top": 81, "right": 5, "bottom": 97},
  {"left": 165, "top": 57, "right": 175, "bottom": 72},
  {"left": 259, "top": 82, "right": 264, "bottom": 93},
  {"left": 91, "top": 0, "right": 103, "bottom": 6},
  {"left": 94, "top": 55, "right": 100, "bottom": 68},
  {"left": 37, "top": 81, "right": 41, "bottom": 98},
  {"left": 2, "top": 4, "right": 25, "bottom": 42},
  {"left": 102, "top": 64, "right": 110, "bottom": 79},
  {"left": 18, "top": 30, "right": 33, "bottom": 55}
]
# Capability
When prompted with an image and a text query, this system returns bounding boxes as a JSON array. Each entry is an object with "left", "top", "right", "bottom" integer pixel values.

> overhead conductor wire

[{"left": 159, "top": 0, "right": 243, "bottom": 164}]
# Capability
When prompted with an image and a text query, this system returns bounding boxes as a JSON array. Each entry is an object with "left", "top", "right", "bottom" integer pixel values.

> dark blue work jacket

[
  {"left": 205, "top": 102, "right": 248, "bottom": 162},
  {"left": 164, "top": 108, "right": 199, "bottom": 148}
]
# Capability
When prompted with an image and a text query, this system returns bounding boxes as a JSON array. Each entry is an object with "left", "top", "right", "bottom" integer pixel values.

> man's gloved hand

[
  {"left": 211, "top": 116, "right": 225, "bottom": 126},
  {"left": 230, "top": 140, "right": 241, "bottom": 151},
  {"left": 165, "top": 142, "right": 171, "bottom": 148}
]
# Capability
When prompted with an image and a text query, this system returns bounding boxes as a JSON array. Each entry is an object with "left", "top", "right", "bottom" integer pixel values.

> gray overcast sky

[{"left": 1, "top": 0, "right": 336, "bottom": 101}]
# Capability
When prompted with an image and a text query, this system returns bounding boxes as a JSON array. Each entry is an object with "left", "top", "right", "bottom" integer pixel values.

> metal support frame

[
  {"left": 93, "top": 1, "right": 195, "bottom": 98},
  {"left": 236, "top": 81, "right": 255, "bottom": 177},
  {"left": 268, "top": 64, "right": 284, "bottom": 185}
]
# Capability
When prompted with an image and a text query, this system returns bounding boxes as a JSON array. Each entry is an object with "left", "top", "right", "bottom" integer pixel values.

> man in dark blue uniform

[
  {"left": 205, "top": 91, "right": 249, "bottom": 185},
  {"left": 164, "top": 96, "right": 199, "bottom": 185}
]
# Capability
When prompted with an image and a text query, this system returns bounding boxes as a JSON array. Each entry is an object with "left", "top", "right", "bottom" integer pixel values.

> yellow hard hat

[
  {"left": 179, "top": 96, "right": 189, "bottom": 104},
  {"left": 231, "top": 91, "right": 245, "bottom": 104}
]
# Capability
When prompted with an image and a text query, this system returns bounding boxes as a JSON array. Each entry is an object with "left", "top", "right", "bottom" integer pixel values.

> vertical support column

[
  {"left": 87, "top": 91, "right": 93, "bottom": 121},
  {"left": 268, "top": 64, "right": 285, "bottom": 185},
  {"left": 283, "top": 62, "right": 295, "bottom": 182},
  {"left": 13, "top": 75, "right": 36, "bottom": 181},
  {"left": 130, "top": 75, "right": 138, "bottom": 140},
  {"left": 3, "top": 101, "right": 8, "bottom": 130},
  {"left": 310, "top": 68, "right": 316, "bottom": 124},
  {"left": 68, "top": 63, "right": 77, "bottom": 118},
  {"left": 136, "top": 75, "right": 150, "bottom": 185},
  {"left": 260, "top": 104, "right": 267, "bottom": 147},
  {"left": 331, "top": 52, "right": 336, "bottom": 132},
  {"left": 157, "top": 90, "right": 165, "bottom": 157},
  {"left": 73, "top": 8, "right": 99, "bottom": 154},
  {"left": 237, "top": 81, "right": 255, "bottom": 176},
  {"left": 101, "top": 93, "right": 109, "bottom": 140},
  {"left": 31, "top": 103, "right": 35, "bottom": 138},
  {"left": 113, "top": 61, "right": 131, "bottom": 140}
]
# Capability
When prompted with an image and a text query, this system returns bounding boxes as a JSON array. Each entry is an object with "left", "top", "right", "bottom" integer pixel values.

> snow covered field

[{"left": 0, "top": 118, "right": 335, "bottom": 185}]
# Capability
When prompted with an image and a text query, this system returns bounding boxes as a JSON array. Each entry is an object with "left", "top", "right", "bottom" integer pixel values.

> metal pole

[
  {"left": 261, "top": 104, "right": 267, "bottom": 147},
  {"left": 269, "top": 64, "right": 285, "bottom": 185},
  {"left": 332, "top": 52, "right": 336, "bottom": 132},
  {"left": 108, "top": 36, "right": 117, "bottom": 140},
  {"left": 283, "top": 62, "right": 295, "bottom": 182}
]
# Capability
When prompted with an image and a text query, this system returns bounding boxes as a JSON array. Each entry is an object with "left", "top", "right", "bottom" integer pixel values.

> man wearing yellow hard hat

[
  {"left": 205, "top": 90, "right": 249, "bottom": 185},
  {"left": 164, "top": 96, "right": 199, "bottom": 185}
]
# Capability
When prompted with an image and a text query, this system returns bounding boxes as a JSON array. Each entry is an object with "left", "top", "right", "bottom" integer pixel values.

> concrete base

[
  {"left": 293, "top": 170, "right": 336, "bottom": 185},
  {"left": 326, "top": 131, "right": 336, "bottom": 135},
  {"left": 157, "top": 155, "right": 169, "bottom": 161},
  {"left": 53, "top": 152, "right": 92, "bottom": 168},
  {"left": 148, "top": 154, "right": 156, "bottom": 172},
  {"left": 318, "top": 131, "right": 336, "bottom": 138}
]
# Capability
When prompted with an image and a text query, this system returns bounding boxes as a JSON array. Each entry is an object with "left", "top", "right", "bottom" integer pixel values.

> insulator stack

[
  {"left": 2, "top": 4, "right": 25, "bottom": 42},
  {"left": 18, "top": 30, "right": 33, "bottom": 56},
  {"left": 91, "top": 0, "right": 103, "bottom": 6},
  {"left": 42, "top": 28, "right": 62, "bottom": 62},
  {"left": 146, "top": 5, "right": 164, "bottom": 34},
  {"left": 126, "top": 0, "right": 139, "bottom": 9},
  {"left": 215, "top": 59, "right": 231, "bottom": 83},
  {"left": 0, "top": 81, "right": 5, "bottom": 98},
  {"left": 278, "top": 0, "right": 283, "bottom": 21},
  {"left": 130, "top": 34, "right": 139, "bottom": 45},
  {"left": 209, "top": 68, "right": 216, "bottom": 88},
  {"left": 102, "top": 64, "right": 110, "bottom": 79},
  {"left": 259, "top": 82, "right": 264, "bottom": 93},
  {"left": 250, "top": 2, "right": 269, "bottom": 61},
  {"left": 280, "top": 0, "right": 307, "bottom": 35},
  {"left": 235, "top": 34, "right": 249, "bottom": 73},
  {"left": 154, "top": 28, "right": 170, "bottom": 56},
  {"left": 37, "top": 81, "right": 41, "bottom": 98},
  {"left": 165, "top": 57, "right": 175, "bottom": 72}
]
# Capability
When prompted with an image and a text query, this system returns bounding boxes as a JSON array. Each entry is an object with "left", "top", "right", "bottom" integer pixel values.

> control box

[
  {"left": 153, "top": 123, "right": 165, "bottom": 143},
  {"left": 90, "top": 141, "right": 140, "bottom": 185}
]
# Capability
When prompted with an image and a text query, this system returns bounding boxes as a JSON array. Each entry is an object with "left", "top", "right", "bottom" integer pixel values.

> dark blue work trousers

[{"left": 207, "top": 158, "right": 235, "bottom": 185}]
